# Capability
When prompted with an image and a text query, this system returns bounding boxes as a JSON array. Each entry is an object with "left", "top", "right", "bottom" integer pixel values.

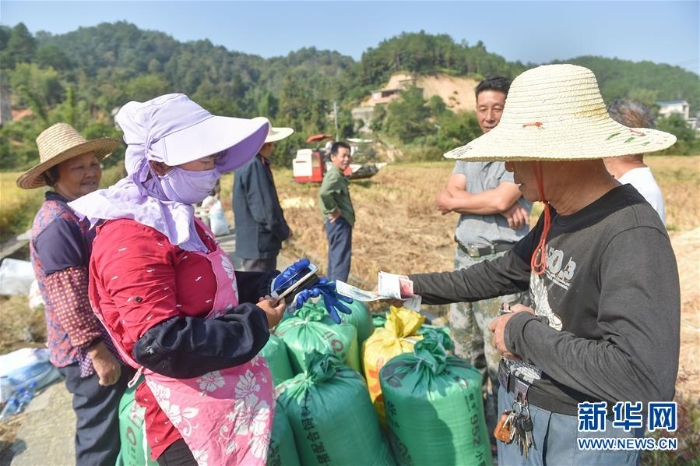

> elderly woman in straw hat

[
  {"left": 68, "top": 93, "right": 351, "bottom": 465},
  {"left": 17, "top": 123, "right": 129, "bottom": 465},
  {"left": 393, "top": 64, "right": 680, "bottom": 464}
]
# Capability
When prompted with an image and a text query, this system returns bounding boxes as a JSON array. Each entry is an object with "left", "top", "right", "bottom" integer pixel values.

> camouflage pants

[{"left": 449, "top": 246, "right": 528, "bottom": 442}]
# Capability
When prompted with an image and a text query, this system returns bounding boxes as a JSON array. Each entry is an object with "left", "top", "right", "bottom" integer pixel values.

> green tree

[
  {"left": 657, "top": 114, "right": 698, "bottom": 155},
  {"left": 436, "top": 111, "right": 482, "bottom": 151},
  {"left": 384, "top": 86, "right": 433, "bottom": 143},
  {"left": 124, "top": 74, "right": 170, "bottom": 102},
  {"left": 35, "top": 44, "right": 71, "bottom": 71},
  {"left": 2, "top": 23, "right": 37, "bottom": 68}
]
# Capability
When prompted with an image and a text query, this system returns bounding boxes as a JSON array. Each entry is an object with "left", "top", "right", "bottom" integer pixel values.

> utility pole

[{"left": 333, "top": 101, "right": 339, "bottom": 141}]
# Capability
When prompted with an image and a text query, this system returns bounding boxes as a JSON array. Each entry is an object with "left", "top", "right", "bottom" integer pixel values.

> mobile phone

[{"left": 271, "top": 263, "right": 319, "bottom": 302}]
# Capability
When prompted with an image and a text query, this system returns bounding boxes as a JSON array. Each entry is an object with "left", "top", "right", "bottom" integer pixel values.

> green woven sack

[
  {"left": 117, "top": 376, "right": 158, "bottom": 466},
  {"left": 260, "top": 333, "right": 294, "bottom": 386},
  {"left": 267, "top": 405, "right": 301, "bottom": 466},
  {"left": 372, "top": 312, "right": 388, "bottom": 328},
  {"left": 276, "top": 352, "right": 395, "bottom": 466},
  {"left": 379, "top": 330, "right": 492, "bottom": 466},
  {"left": 295, "top": 297, "right": 375, "bottom": 348},
  {"left": 276, "top": 305, "right": 360, "bottom": 374}
]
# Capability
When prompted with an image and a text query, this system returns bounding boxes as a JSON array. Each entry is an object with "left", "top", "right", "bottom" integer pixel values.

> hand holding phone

[
  {"left": 257, "top": 296, "right": 286, "bottom": 328},
  {"left": 271, "top": 259, "right": 320, "bottom": 304}
]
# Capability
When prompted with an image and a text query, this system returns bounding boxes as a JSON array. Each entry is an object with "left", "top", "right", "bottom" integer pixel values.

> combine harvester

[{"left": 292, "top": 134, "right": 386, "bottom": 183}]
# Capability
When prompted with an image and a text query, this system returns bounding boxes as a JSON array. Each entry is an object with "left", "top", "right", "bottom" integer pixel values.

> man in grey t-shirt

[{"left": 435, "top": 77, "right": 531, "bottom": 446}]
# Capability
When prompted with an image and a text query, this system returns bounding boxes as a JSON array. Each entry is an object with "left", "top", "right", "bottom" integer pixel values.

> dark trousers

[
  {"left": 324, "top": 217, "right": 352, "bottom": 282},
  {"left": 242, "top": 256, "right": 277, "bottom": 272},
  {"left": 58, "top": 363, "right": 129, "bottom": 466},
  {"left": 157, "top": 439, "right": 197, "bottom": 466}
]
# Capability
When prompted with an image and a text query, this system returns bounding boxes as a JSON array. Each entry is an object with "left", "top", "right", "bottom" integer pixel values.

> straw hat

[
  {"left": 16, "top": 123, "right": 120, "bottom": 189},
  {"left": 261, "top": 120, "right": 294, "bottom": 143},
  {"left": 445, "top": 64, "right": 676, "bottom": 162}
]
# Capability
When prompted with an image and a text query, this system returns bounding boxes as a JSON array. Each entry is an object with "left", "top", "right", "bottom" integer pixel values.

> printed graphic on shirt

[
  {"left": 544, "top": 244, "right": 577, "bottom": 291},
  {"left": 529, "top": 274, "right": 563, "bottom": 331}
]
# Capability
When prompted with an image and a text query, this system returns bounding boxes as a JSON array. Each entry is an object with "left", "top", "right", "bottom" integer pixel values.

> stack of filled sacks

[
  {"left": 260, "top": 333, "right": 295, "bottom": 386},
  {"left": 263, "top": 296, "right": 373, "bottom": 385},
  {"left": 266, "top": 403, "right": 301, "bottom": 466},
  {"left": 275, "top": 300, "right": 362, "bottom": 374},
  {"left": 380, "top": 329, "right": 492, "bottom": 465},
  {"left": 276, "top": 351, "right": 395, "bottom": 465},
  {"left": 362, "top": 306, "right": 426, "bottom": 427}
]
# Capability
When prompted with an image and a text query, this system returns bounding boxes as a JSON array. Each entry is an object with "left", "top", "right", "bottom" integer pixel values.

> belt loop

[{"left": 514, "top": 378, "right": 530, "bottom": 404}]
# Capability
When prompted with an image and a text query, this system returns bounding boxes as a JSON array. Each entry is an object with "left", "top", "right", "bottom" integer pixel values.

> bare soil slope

[{"left": 361, "top": 73, "right": 480, "bottom": 113}]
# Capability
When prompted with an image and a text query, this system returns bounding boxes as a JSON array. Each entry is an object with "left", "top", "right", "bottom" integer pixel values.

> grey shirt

[{"left": 453, "top": 161, "right": 531, "bottom": 246}]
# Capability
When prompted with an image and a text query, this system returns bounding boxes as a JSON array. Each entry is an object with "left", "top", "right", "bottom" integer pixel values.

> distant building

[
  {"left": 656, "top": 100, "right": 699, "bottom": 132},
  {"left": 351, "top": 107, "right": 375, "bottom": 134},
  {"left": 369, "top": 75, "right": 418, "bottom": 105},
  {"left": 657, "top": 100, "right": 690, "bottom": 121}
]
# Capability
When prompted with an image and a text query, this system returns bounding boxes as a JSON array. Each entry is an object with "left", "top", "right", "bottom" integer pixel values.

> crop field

[
  {"left": 1, "top": 156, "right": 699, "bottom": 396},
  {"left": 1, "top": 156, "right": 699, "bottom": 460},
  {"left": 220, "top": 155, "right": 700, "bottom": 396}
]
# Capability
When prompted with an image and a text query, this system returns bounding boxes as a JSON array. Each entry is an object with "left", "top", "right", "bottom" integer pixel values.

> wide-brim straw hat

[
  {"left": 264, "top": 124, "right": 294, "bottom": 143},
  {"left": 445, "top": 64, "right": 676, "bottom": 162},
  {"left": 17, "top": 123, "right": 120, "bottom": 189}
]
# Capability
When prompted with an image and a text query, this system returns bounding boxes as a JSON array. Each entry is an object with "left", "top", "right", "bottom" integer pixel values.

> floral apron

[{"left": 94, "top": 243, "right": 274, "bottom": 466}]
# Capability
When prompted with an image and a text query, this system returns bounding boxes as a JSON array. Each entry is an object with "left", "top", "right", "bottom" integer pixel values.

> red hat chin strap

[{"left": 531, "top": 162, "right": 551, "bottom": 275}]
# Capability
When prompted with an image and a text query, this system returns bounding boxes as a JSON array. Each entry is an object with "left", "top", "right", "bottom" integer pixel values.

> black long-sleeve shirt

[{"left": 410, "top": 185, "right": 680, "bottom": 411}]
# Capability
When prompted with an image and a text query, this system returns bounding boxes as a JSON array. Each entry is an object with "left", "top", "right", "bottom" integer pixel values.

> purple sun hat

[{"left": 116, "top": 93, "right": 269, "bottom": 174}]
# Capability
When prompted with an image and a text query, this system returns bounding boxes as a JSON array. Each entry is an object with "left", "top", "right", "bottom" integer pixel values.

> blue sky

[{"left": 2, "top": 1, "right": 699, "bottom": 75}]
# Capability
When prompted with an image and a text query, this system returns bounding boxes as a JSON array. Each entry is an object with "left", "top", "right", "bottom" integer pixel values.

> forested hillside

[{"left": 1, "top": 22, "right": 698, "bottom": 170}]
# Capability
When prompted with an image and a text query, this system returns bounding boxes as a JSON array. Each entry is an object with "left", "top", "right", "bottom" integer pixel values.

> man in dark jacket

[{"left": 233, "top": 121, "right": 294, "bottom": 271}]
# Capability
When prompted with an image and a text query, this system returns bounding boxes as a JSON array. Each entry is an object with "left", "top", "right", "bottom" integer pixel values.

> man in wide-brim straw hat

[
  {"left": 17, "top": 123, "right": 130, "bottom": 465},
  {"left": 233, "top": 118, "right": 296, "bottom": 272},
  {"left": 393, "top": 64, "right": 680, "bottom": 464}
]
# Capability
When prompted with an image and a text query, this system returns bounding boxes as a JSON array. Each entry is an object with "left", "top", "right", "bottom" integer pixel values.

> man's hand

[
  {"left": 327, "top": 208, "right": 341, "bottom": 223},
  {"left": 89, "top": 341, "right": 122, "bottom": 386},
  {"left": 257, "top": 296, "right": 286, "bottom": 328},
  {"left": 500, "top": 203, "right": 530, "bottom": 229},
  {"left": 488, "top": 304, "right": 534, "bottom": 360},
  {"left": 435, "top": 190, "right": 454, "bottom": 215}
]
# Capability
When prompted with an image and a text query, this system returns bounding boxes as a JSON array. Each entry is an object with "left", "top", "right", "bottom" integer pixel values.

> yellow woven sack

[{"left": 362, "top": 306, "right": 425, "bottom": 427}]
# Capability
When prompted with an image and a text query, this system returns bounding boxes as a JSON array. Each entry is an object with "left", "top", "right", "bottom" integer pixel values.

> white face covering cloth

[
  {"left": 158, "top": 167, "right": 220, "bottom": 205},
  {"left": 68, "top": 94, "right": 267, "bottom": 252}
]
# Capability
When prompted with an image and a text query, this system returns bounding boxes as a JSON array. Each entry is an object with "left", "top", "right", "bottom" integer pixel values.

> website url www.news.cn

[{"left": 578, "top": 437, "right": 677, "bottom": 451}]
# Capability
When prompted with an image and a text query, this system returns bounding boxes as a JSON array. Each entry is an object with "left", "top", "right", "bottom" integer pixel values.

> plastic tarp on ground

[
  {"left": 0, "top": 347, "right": 61, "bottom": 404},
  {"left": 0, "top": 258, "right": 36, "bottom": 296}
]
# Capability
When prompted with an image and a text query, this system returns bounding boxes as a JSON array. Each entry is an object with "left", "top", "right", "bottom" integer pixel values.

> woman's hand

[
  {"left": 257, "top": 296, "right": 286, "bottom": 328},
  {"left": 89, "top": 341, "right": 122, "bottom": 386}
]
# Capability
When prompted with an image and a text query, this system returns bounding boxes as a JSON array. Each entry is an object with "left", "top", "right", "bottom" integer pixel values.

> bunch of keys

[
  {"left": 494, "top": 409, "right": 517, "bottom": 443},
  {"left": 494, "top": 401, "right": 536, "bottom": 458},
  {"left": 515, "top": 405, "right": 535, "bottom": 458}
]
